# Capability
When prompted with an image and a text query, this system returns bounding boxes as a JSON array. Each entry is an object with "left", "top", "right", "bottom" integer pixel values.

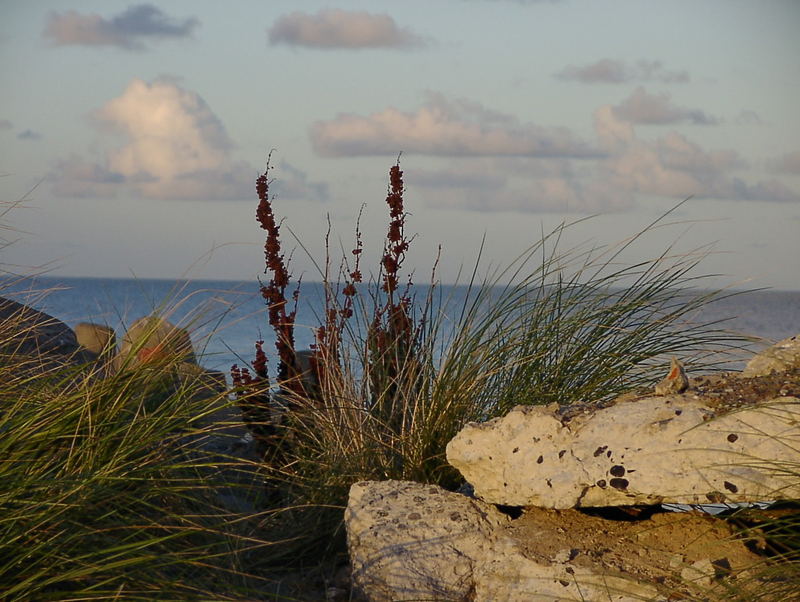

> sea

[{"left": 2, "top": 276, "right": 799, "bottom": 378}]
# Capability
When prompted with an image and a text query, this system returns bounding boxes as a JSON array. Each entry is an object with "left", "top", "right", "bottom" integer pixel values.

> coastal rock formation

[
  {"left": 348, "top": 337, "right": 800, "bottom": 600},
  {"left": 446, "top": 386, "right": 800, "bottom": 508},
  {"left": 346, "top": 481, "right": 763, "bottom": 601}
]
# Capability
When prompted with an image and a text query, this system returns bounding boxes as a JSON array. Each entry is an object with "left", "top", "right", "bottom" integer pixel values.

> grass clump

[
  {"left": 0, "top": 289, "right": 279, "bottom": 600},
  {"left": 231, "top": 157, "right": 749, "bottom": 567}
]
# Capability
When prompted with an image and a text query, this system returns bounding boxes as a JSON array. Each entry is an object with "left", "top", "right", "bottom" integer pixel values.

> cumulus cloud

[
  {"left": 268, "top": 9, "right": 425, "bottom": 49},
  {"left": 596, "top": 106, "right": 795, "bottom": 203},
  {"left": 50, "top": 156, "right": 126, "bottom": 199},
  {"left": 767, "top": 151, "right": 800, "bottom": 174},
  {"left": 611, "top": 87, "right": 719, "bottom": 125},
  {"left": 17, "top": 129, "right": 43, "bottom": 141},
  {"left": 272, "top": 160, "right": 330, "bottom": 202},
  {"left": 734, "top": 109, "right": 762, "bottom": 125},
  {"left": 51, "top": 78, "right": 326, "bottom": 202},
  {"left": 409, "top": 98, "right": 796, "bottom": 214},
  {"left": 555, "top": 59, "right": 689, "bottom": 84},
  {"left": 311, "top": 93, "right": 599, "bottom": 158},
  {"left": 43, "top": 4, "right": 198, "bottom": 50}
]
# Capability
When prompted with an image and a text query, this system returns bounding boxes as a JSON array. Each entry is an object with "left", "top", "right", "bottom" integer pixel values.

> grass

[{"left": 0, "top": 283, "right": 286, "bottom": 599}]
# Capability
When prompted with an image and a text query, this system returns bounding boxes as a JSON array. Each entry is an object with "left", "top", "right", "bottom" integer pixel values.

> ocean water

[{"left": 2, "top": 276, "right": 799, "bottom": 376}]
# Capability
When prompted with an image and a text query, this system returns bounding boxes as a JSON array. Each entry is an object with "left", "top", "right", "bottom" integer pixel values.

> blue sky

[{"left": 1, "top": 0, "right": 799, "bottom": 289}]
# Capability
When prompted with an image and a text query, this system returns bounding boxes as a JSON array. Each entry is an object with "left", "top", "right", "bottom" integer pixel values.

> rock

[
  {"left": 0, "top": 296, "right": 92, "bottom": 371},
  {"left": 743, "top": 334, "right": 800, "bottom": 377},
  {"left": 113, "top": 315, "right": 196, "bottom": 371},
  {"left": 654, "top": 357, "right": 689, "bottom": 395},
  {"left": 447, "top": 392, "right": 800, "bottom": 508},
  {"left": 75, "top": 322, "right": 117, "bottom": 356},
  {"left": 346, "top": 481, "right": 763, "bottom": 601},
  {"left": 0, "top": 296, "right": 80, "bottom": 357},
  {"left": 346, "top": 480, "right": 508, "bottom": 601}
]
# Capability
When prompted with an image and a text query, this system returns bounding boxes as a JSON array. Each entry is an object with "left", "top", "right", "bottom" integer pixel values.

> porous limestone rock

[
  {"left": 345, "top": 482, "right": 764, "bottom": 601},
  {"left": 446, "top": 394, "right": 800, "bottom": 508},
  {"left": 346, "top": 480, "right": 508, "bottom": 601},
  {"left": 75, "top": 322, "right": 117, "bottom": 356},
  {"left": 743, "top": 334, "right": 800, "bottom": 377}
]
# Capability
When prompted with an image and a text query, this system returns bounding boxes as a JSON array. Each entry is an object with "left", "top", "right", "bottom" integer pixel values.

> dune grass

[{"left": 0, "top": 288, "right": 285, "bottom": 600}]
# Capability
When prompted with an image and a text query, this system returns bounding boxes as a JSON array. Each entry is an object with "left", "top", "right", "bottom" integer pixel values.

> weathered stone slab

[
  {"left": 346, "top": 480, "right": 508, "bottom": 601},
  {"left": 346, "top": 481, "right": 764, "bottom": 601},
  {"left": 447, "top": 394, "right": 800, "bottom": 508}
]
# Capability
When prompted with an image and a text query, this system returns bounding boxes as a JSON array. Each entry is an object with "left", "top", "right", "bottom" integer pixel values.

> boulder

[
  {"left": 447, "top": 382, "right": 800, "bottom": 508},
  {"left": 113, "top": 315, "right": 196, "bottom": 371},
  {"left": 743, "top": 334, "right": 800, "bottom": 377},
  {"left": 0, "top": 296, "right": 80, "bottom": 358},
  {"left": 346, "top": 481, "right": 764, "bottom": 601},
  {"left": 75, "top": 322, "right": 117, "bottom": 356},
  {"left": 0, "top": 296, "right": 92, "bottom": 372},
  {"left": 346, "top": 480, "right": 508, "bottom": 601}
]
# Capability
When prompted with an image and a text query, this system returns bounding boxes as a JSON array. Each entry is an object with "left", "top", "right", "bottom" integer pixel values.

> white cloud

[
  {"left": 17, "top": 129, "right": 43, "bottom": 141},
  {"left": 311, "top": 93, "right": 600, "bottom": 158},
  {"left": 612, "top": 87, "right": 719, "bottom": 125},
  {"left": 555, "top": 59, "right": 689, "bottom": 84},
  {"left": 408, "top": 101, "right": 797, "bottom": 214},
  {"left": 268, "top": 9, "right": 425, "bottom": 49},
  {"left": 734, "top": 110, "right": 762, "bottom": 125},
  {"left": 49, "top": 156, "right": 126, "bottom": 199},
  {"left": 597, "top": 106, "right": 795, "bottom": 203},
  {"left": 51, "top": 78, "right": 326, "bottom": 202},
  {"left": 43, "top": 4, "right": 198, "bottom": 50},
  {"left": 767, "top": 151, "right": 800, "bottom": 174}
]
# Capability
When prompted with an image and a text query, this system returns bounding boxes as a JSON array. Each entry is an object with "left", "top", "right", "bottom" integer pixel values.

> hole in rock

[{"left": 495, "top": 504, "right": 523, "bottom": 519}]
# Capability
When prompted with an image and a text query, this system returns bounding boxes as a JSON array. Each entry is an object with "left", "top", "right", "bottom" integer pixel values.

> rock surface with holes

[
  {"left": 345, "top": 481, "right": 766, "bottom": 601},
  {"left": 346, "top": 480, "right": 508, "bottom": 601},
  {"left": 447, "top": 389, "right": 800, "bottom": 508}
]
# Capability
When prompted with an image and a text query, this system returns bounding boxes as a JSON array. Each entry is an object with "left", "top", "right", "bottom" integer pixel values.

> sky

[{"left": 1, "top": 0, "right": 799, "bottom": 290}]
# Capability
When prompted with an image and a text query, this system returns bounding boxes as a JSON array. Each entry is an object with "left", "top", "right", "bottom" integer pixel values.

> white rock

[
  {"left": 446, "top": 396, "right": 800, "bottom": 508},
  {"left": 345, "top": 480, "right": 508, "bottom": 601},
  {"left": 346, "top": 481, "right": 666, "bottom": 601},
  {"left": 743, "top": 334, "right": 800, "bottom": 377}
]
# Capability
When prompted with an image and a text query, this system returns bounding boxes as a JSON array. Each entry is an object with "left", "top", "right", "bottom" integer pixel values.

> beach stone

[
  {"left": 346, "top": 481, "right": 762, "bottom": 601},
  {"left": 0, "top": 296, "right": 93, "bottom": 372},
  {"left": 345, "top": 480, "right": 508, "bottom": 601},
  {"left": 446, "top": 392, "right": 800, "bottom": 508},
  {"left": 113, "top": 315, "right": 196, "bottom": 371},
  {"left": 743, "top": 334, "right": 800, "bottom": 377},
  {"left": 75, "top": 322, "right": 117, "bottom": 356}
]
